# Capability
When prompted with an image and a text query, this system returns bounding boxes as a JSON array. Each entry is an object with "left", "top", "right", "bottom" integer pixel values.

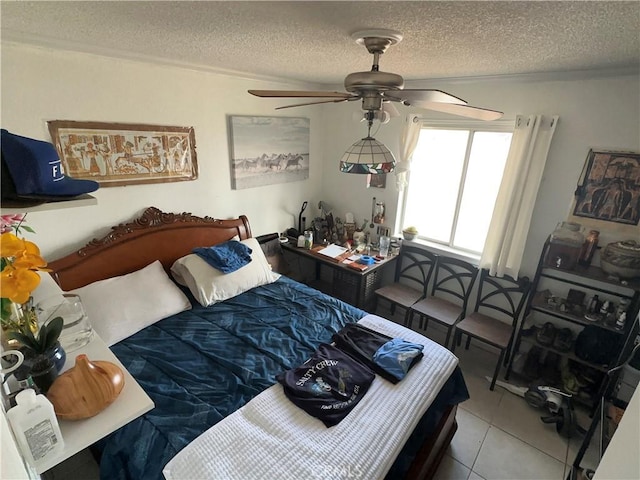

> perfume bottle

[{"left": 578, "top": 230, "right": 599, "bottom": 267}]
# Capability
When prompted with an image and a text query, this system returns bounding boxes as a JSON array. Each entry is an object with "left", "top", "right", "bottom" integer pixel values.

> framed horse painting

[
  {"left": 228, "top": 115, "right": 310, "bottom": 190},
  {"left": 573, "top": 149, "right": 640, "bottom": 226},
  {"left": 47, "top": 121, "right": 198, "bottom": 187}
]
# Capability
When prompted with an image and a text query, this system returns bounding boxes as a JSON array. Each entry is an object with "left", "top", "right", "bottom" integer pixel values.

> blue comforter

[{"left": 95, "top": 276, "right": 366, "bottom": 480}]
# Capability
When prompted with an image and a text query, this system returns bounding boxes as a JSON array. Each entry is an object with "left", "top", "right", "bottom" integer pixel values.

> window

[{"left": 401, "top": 121, "right": 513, "bottom": 255}]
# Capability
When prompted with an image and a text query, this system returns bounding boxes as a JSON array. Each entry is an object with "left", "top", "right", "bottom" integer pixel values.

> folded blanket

[
  {"left": 332, "top": 323, "right": 423, "bottom": 383},
  {"left": 193, "top": 240, "right": 252, "bottom": 273},
  {"left": 373, "top": 338, "right": 424, "bottom": 381}
]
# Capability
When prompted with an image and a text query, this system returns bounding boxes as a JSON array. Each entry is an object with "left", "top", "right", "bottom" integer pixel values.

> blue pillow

[{"left": 193, "top": 240, "right": 252, "bottom": 273}]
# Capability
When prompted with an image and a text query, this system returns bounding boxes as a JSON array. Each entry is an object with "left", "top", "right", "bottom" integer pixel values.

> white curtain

[
  {"left": 480, "top": 114, "right": 559, "bottom": 278},
  {"left": 395, "top": 114, "right": 421, "bottom": 191}
]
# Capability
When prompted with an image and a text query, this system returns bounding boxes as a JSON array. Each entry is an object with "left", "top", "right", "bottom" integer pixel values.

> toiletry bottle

[
  {"left": 587, "top": 295, "right": 600, "bottom": 313},
  {"left": 6, "top": 389, "right": 64, "bottom": 470},
  {"left": 578, "top": 230, "right": 599, "bottom": 267}
]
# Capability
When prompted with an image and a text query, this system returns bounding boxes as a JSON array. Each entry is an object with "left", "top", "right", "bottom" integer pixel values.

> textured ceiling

[{"left": 2, "top": 1, "right": 639, "bottom": 85}]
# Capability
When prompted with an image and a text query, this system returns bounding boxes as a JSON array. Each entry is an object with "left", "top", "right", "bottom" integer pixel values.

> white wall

[
  {"left": 1, "top": 43, "right": 325, "bottom": 260},
  {"left": 321, "top": 72, "right": 640, "bottom": 277},
  {"left": 2, "top": 42, "right": 639, "bottom": 279}
]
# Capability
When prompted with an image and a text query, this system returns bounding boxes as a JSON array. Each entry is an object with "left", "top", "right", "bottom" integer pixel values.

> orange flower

[
  {"left": 0, "top": 265, "right": 41, "bottom": 303},
  {"left": 0, "top": 232, "right": 27, "bottom": 257},
  {"left": 0, "top": 232, "right": 50, "bottom": 303}
]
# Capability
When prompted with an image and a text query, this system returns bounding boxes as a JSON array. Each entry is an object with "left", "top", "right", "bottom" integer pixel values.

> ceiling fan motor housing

[
  {"left": 345, "top": 71, "right": 404, "bottom": 93},
  {"left": 345, "top": 71, "right": 404, "bottom": 111}
]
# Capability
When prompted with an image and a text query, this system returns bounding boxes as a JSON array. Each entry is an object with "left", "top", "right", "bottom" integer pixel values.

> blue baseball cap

[{"left": 1, "top": 129, "right": 99, "bottom": 201}]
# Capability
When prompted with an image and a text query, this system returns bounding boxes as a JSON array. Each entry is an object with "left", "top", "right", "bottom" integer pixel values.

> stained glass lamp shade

[{"left": 339, "top": 136, "right": 396, "bottom": 174}]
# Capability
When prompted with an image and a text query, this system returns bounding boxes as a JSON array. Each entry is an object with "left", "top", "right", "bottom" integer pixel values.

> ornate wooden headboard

[{"left": 48, "top": 207, "right": 252, "bottom": 290}]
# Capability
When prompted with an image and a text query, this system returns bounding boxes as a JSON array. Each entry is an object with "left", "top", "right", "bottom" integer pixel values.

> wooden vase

[{"left": 46, "top": 354, "right": 125, "bottom": 420}]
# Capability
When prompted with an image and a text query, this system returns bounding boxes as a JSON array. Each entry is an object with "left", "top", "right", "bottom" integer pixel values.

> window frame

[{"left": 398, "top": 118, "right": 514, "bottom": 257}]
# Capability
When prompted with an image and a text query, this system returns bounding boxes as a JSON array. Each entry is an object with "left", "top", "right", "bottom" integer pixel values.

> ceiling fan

[{"left": 248, "top": 29, "right": 503, "bottom": 121}]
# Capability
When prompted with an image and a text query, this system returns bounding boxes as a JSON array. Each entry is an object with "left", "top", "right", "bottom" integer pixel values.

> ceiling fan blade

[
  {"left": 384, "top": 89, "right": 467, "bottom": 105},
  {"left": 419, "top": 102, "right": 504, "bottom": 121},
  {"left": 248, "top": 90, "right": 354, "bottom": 99},
  {"left": 275, "top": 98, "right": 351, "bottom": 109}
]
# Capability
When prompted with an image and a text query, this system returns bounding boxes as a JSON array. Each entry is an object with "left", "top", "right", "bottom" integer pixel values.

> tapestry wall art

[{"left": 47, "top": 121, "right": 198, "bottom": 187}]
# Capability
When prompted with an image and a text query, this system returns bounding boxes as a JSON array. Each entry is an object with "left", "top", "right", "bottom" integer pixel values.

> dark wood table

[{"left": 281, "top": 241, "right": 397, "bottom": 311}]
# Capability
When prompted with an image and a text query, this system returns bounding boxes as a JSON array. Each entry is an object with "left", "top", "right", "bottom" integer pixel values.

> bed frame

[
  {"left": 49, "top": 206, "right": 251, "bottom": 290},
  {"left": 47, "top": 206, "right": 457, "bottom": 480}
]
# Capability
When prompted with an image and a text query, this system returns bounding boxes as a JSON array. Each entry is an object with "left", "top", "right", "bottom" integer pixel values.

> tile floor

[
  {"left": 44, "top": 308, "right": 604, "bottom": 480},
  {"left": 404, "top": 311, "right": 602, "bottom": 480}
]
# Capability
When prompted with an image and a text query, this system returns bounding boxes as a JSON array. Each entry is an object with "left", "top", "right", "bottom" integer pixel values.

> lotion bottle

[{"left": 6, "top": 388, "right": 64, "bottom": 470}]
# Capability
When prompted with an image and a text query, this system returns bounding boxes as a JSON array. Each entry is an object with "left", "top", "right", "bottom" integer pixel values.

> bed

[{"left": 48, "top": 207, "right": 469, "bottom": 480}]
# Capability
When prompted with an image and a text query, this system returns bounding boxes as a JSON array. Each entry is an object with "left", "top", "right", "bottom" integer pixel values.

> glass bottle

[
  {"left": 587, "top": 295, "right": 600, "bottom": 313},
  {"left": 546, "top": 222, "right": 584, "bottom": 270},
  {"left": 578, "top": 230, "right": 599, "bottom": 267},
  {"left": 303, "top": 230, "right": 313, "bottom": 250}
]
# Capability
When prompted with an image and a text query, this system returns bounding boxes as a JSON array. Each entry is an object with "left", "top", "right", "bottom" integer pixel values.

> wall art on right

[{"left": 573, "top": 149, "right": 640, "bottom": 226}]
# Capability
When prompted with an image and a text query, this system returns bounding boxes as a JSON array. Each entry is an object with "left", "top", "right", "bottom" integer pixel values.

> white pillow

[
  {"left": 69, "top": 260, "right": 192, "bottom": 346},
  {"left": 171, "top": 237, "right": 277, "bottom": 307}
]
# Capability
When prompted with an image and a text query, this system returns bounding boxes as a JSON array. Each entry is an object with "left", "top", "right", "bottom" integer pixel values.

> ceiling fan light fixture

[{"left": 339, "top": 136, "right": 396, "bottom": 174}]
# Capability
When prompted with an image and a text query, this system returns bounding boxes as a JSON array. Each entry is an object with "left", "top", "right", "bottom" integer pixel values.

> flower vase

[
  {"left": 47, "top": 341, "right": 67, "bottom": 373},
  {"left": 30, "top": 356, "right": 58, "bottom": 393},
  {"left": 1, "top": 300, "right": 38, "bottom": 348},
  {"left": 13, "top": 342, "right": 66, "bottom": 390}
]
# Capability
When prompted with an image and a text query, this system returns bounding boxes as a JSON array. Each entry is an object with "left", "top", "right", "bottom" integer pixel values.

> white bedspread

[{"left": 163, "top": 314, "right": 459, "bottom": 480}]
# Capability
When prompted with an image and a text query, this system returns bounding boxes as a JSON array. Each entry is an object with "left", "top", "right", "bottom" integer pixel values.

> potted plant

[
  {"left": 1, "top": 214, "right": 65, "bottom": 392},
  {"left": 402, "top": 226, "right": 418, "bottom": 241},
  {"left": 8, "top": 316, "right": 64, "bottom": 393},
  {"left": 1, "top": 214, "right": 47, "bottom": 344}
]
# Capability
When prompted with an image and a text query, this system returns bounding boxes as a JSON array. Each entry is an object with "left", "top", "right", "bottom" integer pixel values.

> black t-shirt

[{"left": 277, "top": 343, "right": 375, "bottom": 427}]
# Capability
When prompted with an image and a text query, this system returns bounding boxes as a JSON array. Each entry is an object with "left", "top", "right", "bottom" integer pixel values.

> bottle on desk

[
  {"left": 303, "top": 230, "right": 313, "bottom": 250},
  {"left": 6, "top": 389, "right": 64, "bottom": 470}
]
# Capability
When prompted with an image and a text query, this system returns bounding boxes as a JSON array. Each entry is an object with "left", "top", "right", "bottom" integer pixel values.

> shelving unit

[
  {"left": 0, "top": 194, "right": 97, "bottom": 215},
  {"left": 506, "top": 237, "right": 640, "bottom": 410}
]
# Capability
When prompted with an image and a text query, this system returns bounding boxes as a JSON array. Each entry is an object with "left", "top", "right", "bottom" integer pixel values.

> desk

[
  {"left": 37, "top": 334, "right": 154, "bottom": 474},
  {"left": 282, "top": 242, "right": 397, "bottom": 310}
]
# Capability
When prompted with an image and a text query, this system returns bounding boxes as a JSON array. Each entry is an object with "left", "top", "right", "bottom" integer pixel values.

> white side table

[{"left": 35, "top": 334, "right": 154, "bottom": 474}]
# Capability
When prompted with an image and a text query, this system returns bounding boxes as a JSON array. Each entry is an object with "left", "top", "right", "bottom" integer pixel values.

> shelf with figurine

[
  {"left": 530, "top": 290, "right": 630, "bottom": 335},
  {"left": 539, "top": 263, "right": 640, "bottom": 295}
]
